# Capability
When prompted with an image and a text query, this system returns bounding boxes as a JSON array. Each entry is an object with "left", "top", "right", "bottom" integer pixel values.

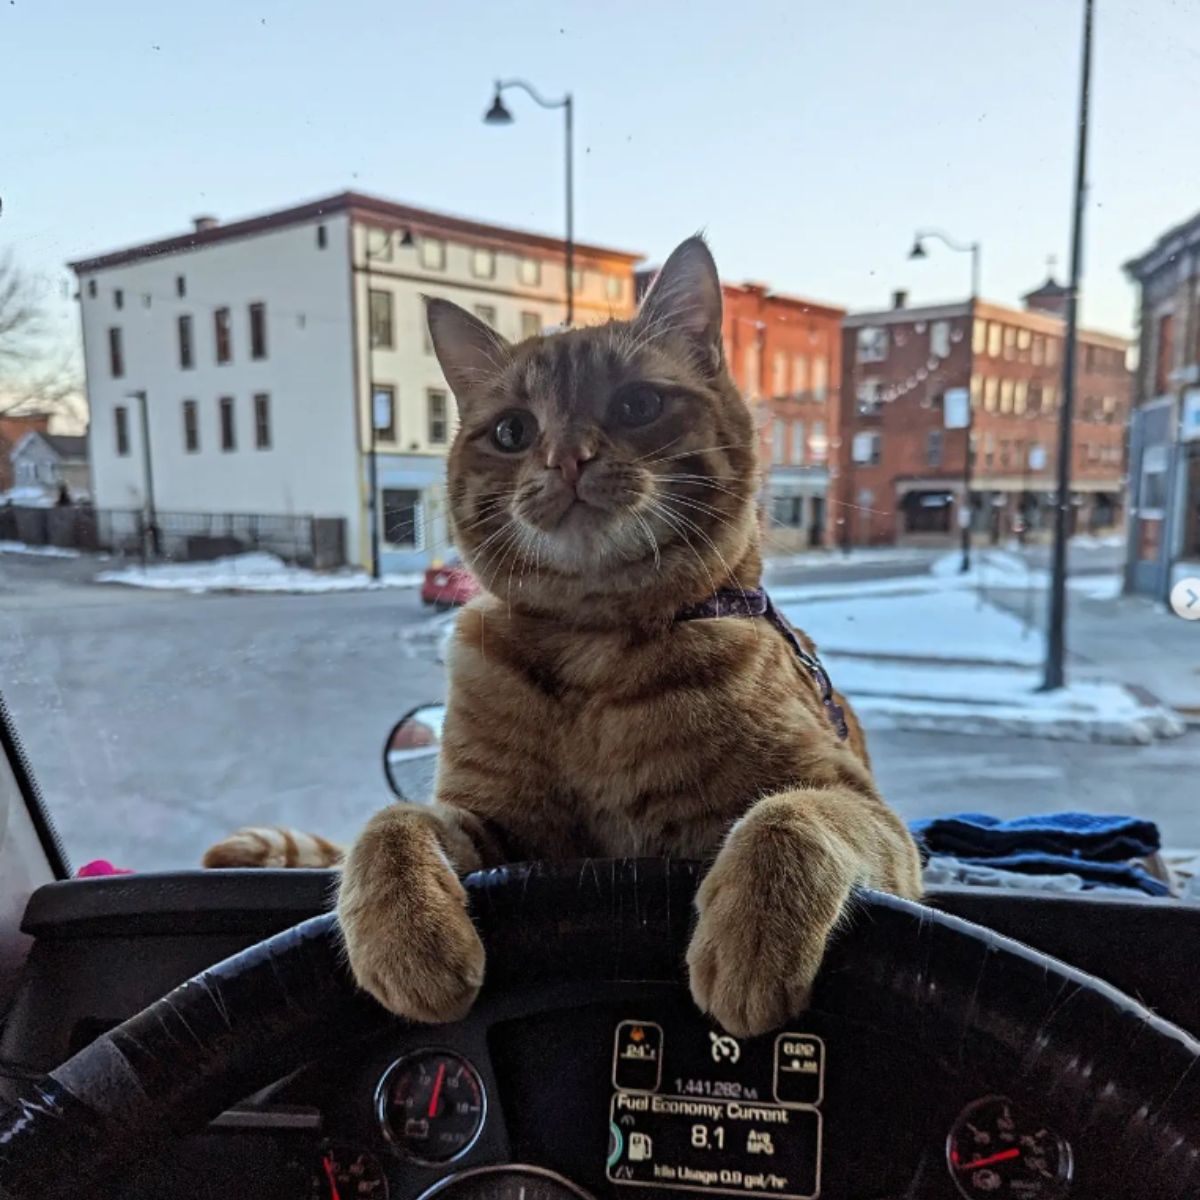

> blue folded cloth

[
  {"left": 910, "top": 812, "right": 1166, "bottom": 897},
  {"left": 952, "top": 853, "right": 1170, "bottom": 897},
  {"left": 909, "top": 811, "right": 1159, "bottom": 862}
]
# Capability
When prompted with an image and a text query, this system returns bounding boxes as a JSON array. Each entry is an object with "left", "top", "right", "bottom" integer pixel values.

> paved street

[{"left": 2, "top": 546, "right": 1197, "bottom": 872}]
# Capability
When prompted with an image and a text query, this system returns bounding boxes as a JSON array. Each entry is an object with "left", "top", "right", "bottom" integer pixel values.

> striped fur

[
  {"left": 331, "top": 237, "right": 921, "bottom": 1035},
  {"left": 202, "top": 826, "right": 343, "bottom": 869}
]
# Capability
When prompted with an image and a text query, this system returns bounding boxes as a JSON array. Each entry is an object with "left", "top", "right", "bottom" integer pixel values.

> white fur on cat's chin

[{"left": 517, "top": 503, "right": 654, "bottom": 574}]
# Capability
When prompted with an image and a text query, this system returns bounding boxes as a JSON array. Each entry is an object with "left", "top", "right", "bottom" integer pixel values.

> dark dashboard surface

[{"left": 3, "top": 870, "right": 1199, "bottom": 1200}]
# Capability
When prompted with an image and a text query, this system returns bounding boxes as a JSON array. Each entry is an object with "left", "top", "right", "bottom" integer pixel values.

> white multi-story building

[{"left": 70, "top": 192, "right": 641, "bottom": 571}]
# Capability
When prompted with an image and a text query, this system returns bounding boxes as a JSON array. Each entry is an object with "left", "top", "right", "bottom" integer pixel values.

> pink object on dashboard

[{"left": 76, "top": 859, "right": 134, "bottom": 877}]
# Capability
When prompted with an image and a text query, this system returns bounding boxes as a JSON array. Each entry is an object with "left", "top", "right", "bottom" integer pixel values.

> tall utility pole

[
  {"left": 1043, "top": 0, "right": 1094, "bottom": 692},
  {"left": 485, "top": 80, "right": 575, "bottom": 325}
]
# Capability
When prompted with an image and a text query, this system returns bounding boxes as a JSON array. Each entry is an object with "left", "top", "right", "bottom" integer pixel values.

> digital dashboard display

[{"left": 605, "top": 1019, "right": 824, "bottom": 1199}]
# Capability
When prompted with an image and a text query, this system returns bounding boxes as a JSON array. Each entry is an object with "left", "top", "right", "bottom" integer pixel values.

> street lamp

[
  {"left": 125, "top": 389, "right": 159, "bottom": 561},
  {"left": 485, "top": 78, "right": 575, "bottom": 325},
  {"left": 1042, "top": 0, "right": 1094, "bottom": 692},
  {"left": 909, "top": 228, "right": 982, "bottom": 573}
]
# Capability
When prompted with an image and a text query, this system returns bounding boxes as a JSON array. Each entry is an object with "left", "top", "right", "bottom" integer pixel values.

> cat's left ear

[
  {"left": 634, "top": 235, "right": 724, "bottom": 375},
  {"left": 425, "top": 297, "right": 513, "bottom": 412}
]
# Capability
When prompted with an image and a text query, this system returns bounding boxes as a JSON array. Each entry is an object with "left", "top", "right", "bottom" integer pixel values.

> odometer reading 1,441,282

[{"left": 377, "top": 1050, "right": 486, "bottom": 1164}]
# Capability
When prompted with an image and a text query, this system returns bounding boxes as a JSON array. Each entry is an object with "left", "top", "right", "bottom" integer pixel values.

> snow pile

[
  {"left": 97, "top": 552, "right": 422, "bottom": 594},
  {"left": 780, "top": 587, "right": 1042, "bottom": 666},
  {"left": 0, "top": 541, "right": 81, "bottom": 559},
  {"left": 829, "top": 656, "right": 1185, "bottom": 744},
  {"left": 0, "top": 486, "right": 56, "bottom": 508}
]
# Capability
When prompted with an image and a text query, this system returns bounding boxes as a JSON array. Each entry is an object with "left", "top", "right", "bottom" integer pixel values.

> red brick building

[
  {"left": 837, "top": 287, "right": 1131, "bottom": 545},
  {"left": 721, "top": 284, "right": 844, "bottom": 549}
]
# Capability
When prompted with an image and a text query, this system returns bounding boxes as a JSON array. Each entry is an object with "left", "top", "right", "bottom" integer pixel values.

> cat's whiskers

[
  {"left": 644, "top": 499, "right": 721, "bottom": 602},
  {"left": 653, "top": 497, "right": 754, "bottom": 622}
]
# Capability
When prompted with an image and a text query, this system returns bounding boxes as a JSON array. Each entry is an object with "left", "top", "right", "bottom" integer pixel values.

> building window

[
  {"left": 87, "top": 279, "right": 97, "bottom": 299},
  {"left": 114, "top": 288, "right": 124, "bottom": 310},
  {"left": 605, "top": 275, "right": 624, "bottom": 302},
  {"left": 1014, "top": 380, "right": 1028, "bottom": 414},
  {"left": 772, "top": 496, "right": 805, "bottom": 529},
  {"left": 772, "top": 351, "right": 788, "bottom": 396},
  {"left": 856, "top": 327, "right": 888, "bottom": 363},
  {"left": 970, "top": 374, "right": 982, "bottom": 406},
  {"left": 219, "top": 396, "right": 235, "bottom": 451},
  {"left": 812, "top": 355, "right": 828, "bottom": 401},
  {"left": 930, "top": 320, "right": 951, "bottom": 359},
  {"left": 999, "top": 379, "right": 1014, "bottom": 413},
  {"left": 316, "top": 224, "right": 327, "bottom": 249},
  {"left": 108, "top": 327, "right": 124, "bottom": 378},
  {"left": 1139, "top": 446, "right": 1168, "bottom": 512},
  {"left": 428, "top": 389, "right": 448, "bottom": 445},
  {"left": 852, "top": 431, "right": 882, "bottom": 466},
  {"left": 471, "top": 247, "right": 496, "bottom": 279},
  {"left": 383, "top": 488, "right": 422, "bottom": 549},
  {"left": 1154, "top": 312, "right": 1175, "bottom": 396},
  {"left": 474, "top": 304, "right": 497, "bottom": 329},
  {"left": 1044, "top": 383, "right": 1058, "bottom": 410},
  {"left": 792, "top": 354, "right": 808, "bottom": 395},
  {"left": 809, "top": 420, "right": 827, "bottom": 462},
  {"left": 1017, "top": 328, "right": 1031, "bottom": 354},
  {"left": 987, "top": 322, "right": 1002, "bottom": 357},
  {"left": 1046, "top": 337, "right": 1058, "bottom": 366},
  {"left": 572, "top": 269, "right": 588, "bottom": 295},
  {"left": 249, "top": 302, "right": 267, "bottom": 360},
  {"left": 253, "top": 393, "right": 271, "bottom": 449},
  {"left": 1032, "top": 335, "right": 1044, "bottom": 365},
  {"left": 369, "top": 289, "right": 394, "bottom": 349},
  {"left": 771, "top": 418, "right": 787, "bottom": 465},
  {"left": 366, "top": 228, "right": 393, "bottom": 261},
  {"left": 927, "top": 429, "right": 943, "bottom": 467},
  {"left": 214, "top": 307, "right": 232, "bottom": 363},
  {"left": 114, "top": 405, "right": 129, "bottom": 456},
  {"left": 983, "top": 376, "right": 998, "bottom": 412},
  {"left": 420, "top": 238, "right": 446, "bottom": 270},
  {"left": 176, "top": 275, "right": 186, "bottom": 298},
  {"left": 857, "top": 379, "right": 881, "bottom": 415},
  {"left": 520, "top": 311, "right": 541, "bottom": 340},
  {"left": 518, "top": 257, "right": 541, "bottom": 286},
  {"left": 984, "top": 433, "right": 995, "bottom": 471},
  {"left": 972, "top": 318, "right": 986, "bottom": 354},
  {"left": 182, "top": 400, "right": 199, "bottom": 452},
  {"left": 176, "top": 314, "right": 193, "bottom": 369},
  {"left": 999, "top": 439, "right": 1012, "bottom": 469},
  {"left": 1002, "top": 326, "right": 1016, "bottom": 360},
  {"left": 371, "top": 384, "right": 396, "bottom": 442},
  {"left": 742, "top": 344, "right": 760, "bottom": 395},
  {"left": 791, "top": 419, "right": 805, "bottom": 465}
]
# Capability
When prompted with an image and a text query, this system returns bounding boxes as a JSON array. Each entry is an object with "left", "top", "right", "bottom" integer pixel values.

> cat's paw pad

[{"left": 338, "top": 864, "right": 485, "bottom": 1024}]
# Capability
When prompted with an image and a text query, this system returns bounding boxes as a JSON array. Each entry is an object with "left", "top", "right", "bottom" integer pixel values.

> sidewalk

[{"left": 777, "top": 550, "right": 1189, "bottom": 744}]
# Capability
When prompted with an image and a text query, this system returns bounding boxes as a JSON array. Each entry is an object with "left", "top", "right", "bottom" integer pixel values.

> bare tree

[{"left": 0, "top": 252, "right": 84, "bottom": 423}]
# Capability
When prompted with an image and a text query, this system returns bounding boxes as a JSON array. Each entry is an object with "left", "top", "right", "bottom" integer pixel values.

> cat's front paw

[
  {"left": 337, "top": 846, "right": 485, "bottom": 1024},
  {"left": 686, "top": 807, "right": 853, "bottom": 1037}
]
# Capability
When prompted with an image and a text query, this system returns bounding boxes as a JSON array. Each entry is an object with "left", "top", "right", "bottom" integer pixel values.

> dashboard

[
  {"left": 105, "top": 983, "right": 1071, "bottom": 1200},
  {"left": 3, "top": 870, "right": 1199, "bottom": 1200}
]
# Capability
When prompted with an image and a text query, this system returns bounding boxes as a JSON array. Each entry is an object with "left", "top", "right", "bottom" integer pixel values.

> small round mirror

[{"left": 382, "top": 703, "right": 446, "bottom": 804}]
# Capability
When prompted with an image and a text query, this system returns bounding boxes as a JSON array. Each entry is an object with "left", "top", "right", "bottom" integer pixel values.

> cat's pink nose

[{"left": 548, "top": 447, "right": 593, "bottom": 487}]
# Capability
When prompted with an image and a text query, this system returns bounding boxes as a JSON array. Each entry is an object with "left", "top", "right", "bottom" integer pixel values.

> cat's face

[{"left": 430, "top": 238, "right": 759, "bottom": 609}]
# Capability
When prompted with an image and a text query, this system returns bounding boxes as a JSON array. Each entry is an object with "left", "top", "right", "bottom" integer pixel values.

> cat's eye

[
  {"left": 492, "top": 409, "right": 539, "bottom": 453},
  {"left": 613, "top": 384, "right": 664, "bottom": 427}
]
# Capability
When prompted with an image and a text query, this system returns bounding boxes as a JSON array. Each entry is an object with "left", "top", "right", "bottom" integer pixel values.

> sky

[{"left": 3, "top": 0, "right": 1199, "bottom": 365}]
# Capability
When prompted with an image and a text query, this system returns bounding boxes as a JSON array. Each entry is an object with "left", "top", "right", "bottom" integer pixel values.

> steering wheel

[{"left": 0, "top": 860, "right": 1197, "bottom": 1199}]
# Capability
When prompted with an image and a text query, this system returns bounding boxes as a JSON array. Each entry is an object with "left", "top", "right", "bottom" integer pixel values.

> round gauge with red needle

[
  {"left": 377, "top": 1050, "right": 486, "bottom": 1164},
  {"left": 309, "top": 1144, "right": 388, "bottom": 1199},
  {"left": 946, "top": 1095, "right": 1072, "bottom": 1198}
]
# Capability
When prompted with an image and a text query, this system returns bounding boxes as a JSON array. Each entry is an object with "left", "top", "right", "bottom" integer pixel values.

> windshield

[{"left": 0, "top": 1, "right": 1197, "bottom": 889}]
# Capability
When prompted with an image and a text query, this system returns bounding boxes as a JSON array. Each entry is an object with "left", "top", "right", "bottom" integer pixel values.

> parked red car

[{"left": 420, "top": 560, "right": 480, "bottom": 609}]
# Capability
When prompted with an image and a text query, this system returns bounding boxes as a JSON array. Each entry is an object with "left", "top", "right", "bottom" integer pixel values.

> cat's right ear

[{"left": 425, "top": 297, "right": 512, "bottom": 411}]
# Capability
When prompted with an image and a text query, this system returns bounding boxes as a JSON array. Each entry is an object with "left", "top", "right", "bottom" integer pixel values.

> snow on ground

[
  {"left": 97, "top": 552, "right": 422, "bottom": 594},
  {"left": 827, "top": 656, "right": 1184, "bottom": 744},
  {"left": 780, "top": 586, "right": 1043, "bottom": 665},
  {"left": 763, "top": 546, "right": 932, "bottom": 569},
  {"left": 0, "top": 540, "right": 81, "bottom": 559}
]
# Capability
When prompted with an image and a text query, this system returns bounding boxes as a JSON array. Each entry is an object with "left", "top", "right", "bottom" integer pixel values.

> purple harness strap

[{"left": 675, "top": 587, "right": 850, "bottom": 741}]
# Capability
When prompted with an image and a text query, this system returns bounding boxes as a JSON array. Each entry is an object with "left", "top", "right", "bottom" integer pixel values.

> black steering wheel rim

[{"left": 0, "top": 859, "right": 1198, "bottom": 1199}]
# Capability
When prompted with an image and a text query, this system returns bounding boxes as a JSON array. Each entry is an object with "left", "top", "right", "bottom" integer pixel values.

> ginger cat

[{"left": 206, "top": 237, "right": 921, "bottom": 1036}]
